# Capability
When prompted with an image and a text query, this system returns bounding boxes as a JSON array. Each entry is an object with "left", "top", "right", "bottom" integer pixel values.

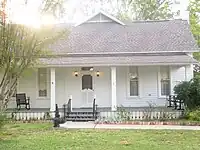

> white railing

[
  {"left": 99, "top": 110, "right": 183, "bottom": 121},
  {"left": 5, "top": 111, "right": 64, "bottom": 121}
]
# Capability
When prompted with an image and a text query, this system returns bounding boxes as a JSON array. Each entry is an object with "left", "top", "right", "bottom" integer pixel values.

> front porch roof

[{"left": 39, "top": 54, "right": 197, "bottom": 67}]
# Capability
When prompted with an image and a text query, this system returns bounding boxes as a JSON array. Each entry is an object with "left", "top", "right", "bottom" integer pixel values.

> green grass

[{"left": 1, "top": 123, "right": 200, "bottom": 150}]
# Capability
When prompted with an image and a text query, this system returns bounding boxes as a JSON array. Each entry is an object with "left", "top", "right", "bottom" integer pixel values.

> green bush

[
  {"left": 174, "top": 75, "right": 200, "bottom": 110},
  {"left": 186, "top": 109, "right": 200, "bottom": 121}
]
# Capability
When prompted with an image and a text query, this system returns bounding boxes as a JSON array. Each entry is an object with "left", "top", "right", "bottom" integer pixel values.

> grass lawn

[{"left": 1, "top": 123, "right": 200, "bottom": 150}]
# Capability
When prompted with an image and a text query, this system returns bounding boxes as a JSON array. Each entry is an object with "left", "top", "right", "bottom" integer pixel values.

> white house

[{"left": 6, "top": 11, "right": 199, "bottom": 115}]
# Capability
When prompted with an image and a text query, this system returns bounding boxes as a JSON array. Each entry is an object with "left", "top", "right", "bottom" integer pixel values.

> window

[
  {"left": 160, "top": 66, "right": 170, "bottom": 96},
  {"left": 129, "top": 66, "right": 138, "bottom": 96},
  {"left": 82, "top": 75, "right": 93, "bottom": 90},
  {"left": 38, "top": 68, "right": 47, "bottom": 97}
]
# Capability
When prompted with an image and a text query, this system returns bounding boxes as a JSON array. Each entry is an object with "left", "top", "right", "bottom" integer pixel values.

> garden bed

[{"left": 96, "top": 120, "right": 200, "bottom": 126}]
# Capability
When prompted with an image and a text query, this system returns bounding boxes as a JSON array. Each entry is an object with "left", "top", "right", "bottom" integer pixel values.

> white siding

[{"left": 117, "top": 66, "right": 162, "bottom": 107}]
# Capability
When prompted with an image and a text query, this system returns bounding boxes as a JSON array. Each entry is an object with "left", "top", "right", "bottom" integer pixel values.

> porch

[{"left": 6, "top": 65, "right": 192, "bottom": 113}]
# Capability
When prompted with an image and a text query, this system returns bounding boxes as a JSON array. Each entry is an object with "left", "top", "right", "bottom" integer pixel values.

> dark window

[
  {"left": 160, "top": 66, "right": 170, "bottom": 96},
  {"left": 161, "top": 79, "right": 170, "bottom": 95},
  {"left": 38, "top": 68, "right": 47, "bottom": 97},
  {"left": 129, "top": 66, "right": 139, "bottom": 96},
  {"left": 82, "top": 75, "right": 93, "bottom": 90}
]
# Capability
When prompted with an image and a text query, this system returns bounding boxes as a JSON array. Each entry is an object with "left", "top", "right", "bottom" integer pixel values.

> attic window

[{"left": 81, "top": 67, "right": 93, "bottom": 71}]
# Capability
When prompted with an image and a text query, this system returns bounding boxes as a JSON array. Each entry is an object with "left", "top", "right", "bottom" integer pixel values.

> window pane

[
  {"left": 160, "top": 66, "right": 170, "bottom": 96},
  {"left": 130, "top": 80, "right": 138, "bottom": 96},
  {"left": 160, "top": 67, "right": 169, "bottom": 79},
  {"left": 129, "top": 66, "right": 138, "bottom": 96},
  {"left": 161, "top": 80, "right": 170, "bottom": 95},
  {"left": 82, "top": 75, "right": 93, "bottom": 90},
  {"left": 38, "top": 68, "right": 47, "bottom": 97},
  {"left": 129, "top": 66, "right": 138, "bottom": 78}
]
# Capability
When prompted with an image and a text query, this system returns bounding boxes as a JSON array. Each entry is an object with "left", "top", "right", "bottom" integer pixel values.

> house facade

[{"left": 6, "top": 11, "right": 198, "bottom": 112}]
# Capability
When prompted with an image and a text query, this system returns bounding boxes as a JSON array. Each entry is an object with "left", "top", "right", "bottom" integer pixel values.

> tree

[
  {"left": 73, "top": 0, "right": 174, "bottom": 21},
  {"left": 189, "top": 0, "right": 200, "bottom": 60},
  {"left": 113, "top": 0, "right": 174, "bottom": 20},
  {"left": 0, "top": 0, "right": 67, "bottom": 112}
]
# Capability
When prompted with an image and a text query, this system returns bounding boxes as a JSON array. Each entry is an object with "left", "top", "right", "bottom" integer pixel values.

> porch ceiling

[{"left": 39, "top": 54, "right": 197, "bottom": 67}]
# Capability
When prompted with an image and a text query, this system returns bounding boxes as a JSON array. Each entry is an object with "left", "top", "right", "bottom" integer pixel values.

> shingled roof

[
  {"left": 42, "top": 11, "right": 199, "bottom": 66},
  {"left": 49, "top": 19, "right": 199, "bottom": 54}
]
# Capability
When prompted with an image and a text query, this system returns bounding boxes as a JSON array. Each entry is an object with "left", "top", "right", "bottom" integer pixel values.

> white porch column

[
  {"left": 185, "top": 65, "right": 194, "bottom": 81},
  {"left": 50, "top": 68, "right": 56, "bottom": 111},
  {"left": 111, "top": 67, "right": 117, "bottom": 111}
]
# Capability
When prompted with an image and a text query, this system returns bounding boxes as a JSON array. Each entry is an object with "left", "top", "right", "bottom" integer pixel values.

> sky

[{"left": 5, "top": 0, "right": 190, "bottom": 27}]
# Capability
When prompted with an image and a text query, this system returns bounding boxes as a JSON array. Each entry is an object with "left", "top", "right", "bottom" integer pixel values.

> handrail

[
  {"left": 67, "top": 99, "right": 72, "bottom": 113},
  {"left": 93, "top": 98, "right": 98, "bottom": 119},
  {"left": 167, "top": 95, "right": 184, "bottom": 110},
  {"left": 63, "top": 97, "right": 72, "bottom": 120}
]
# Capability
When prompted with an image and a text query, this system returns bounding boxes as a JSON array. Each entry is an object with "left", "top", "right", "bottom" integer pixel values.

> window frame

[
  {"left": 158, "top": 66, "right": 171, "bottom": 98},
  {"left": 127, "top": 66, "right": 139, "bottom": 98},
  {"left": 36, "top": 68, "right": 49, "bottom": 99}
]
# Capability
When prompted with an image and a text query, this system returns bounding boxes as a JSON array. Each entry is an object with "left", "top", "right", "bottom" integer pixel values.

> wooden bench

[{"left": 16, "top": 93, "right": 30, "bottom": 110}]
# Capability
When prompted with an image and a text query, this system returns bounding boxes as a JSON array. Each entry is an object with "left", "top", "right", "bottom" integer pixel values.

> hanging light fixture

[
  {"left": 96, "top": 71, "right": 100, "bottom": 77},
  {"left": 74, "top": 71, "right": 78, "bottom": 77}
]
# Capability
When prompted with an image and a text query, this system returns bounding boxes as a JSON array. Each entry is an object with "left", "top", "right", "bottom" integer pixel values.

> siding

[{"left": 117, "top": 66, "right": 161, "bottom": 107}]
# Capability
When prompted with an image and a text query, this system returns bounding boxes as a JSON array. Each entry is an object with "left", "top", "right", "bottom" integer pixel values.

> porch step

[{"left": 65, "top": 111, "right": 99, "bottom": 122}]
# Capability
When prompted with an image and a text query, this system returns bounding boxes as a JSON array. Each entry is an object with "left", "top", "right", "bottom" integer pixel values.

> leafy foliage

[
  {"left": 174, "top": 75, "right": 200, "bottom": 110},
  {"left": 185, "top": 108, "right": 200, "bottom": 121},
  {"left": 77, "top": 0, "right": 174, "bottom": 21},
  {"left": 0, "top": 1, "right": 67, "bottom": 112},
  {"left": 189, "top": 0, "right": 200, "bottom": 72},
  {"left": 115, "top": 0, "right": 174, "bottom": 20},
  {"left": 189, "top": 0, "right": 200, "bottom": 48}
]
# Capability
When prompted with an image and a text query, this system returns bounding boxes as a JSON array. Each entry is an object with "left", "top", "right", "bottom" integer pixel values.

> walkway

[{"left": 60, "top": 122, "right": 200, "bottom": 130}]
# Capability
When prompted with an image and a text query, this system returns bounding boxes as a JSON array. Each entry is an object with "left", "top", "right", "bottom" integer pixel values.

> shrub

[
  {"left": 186, "top": 109, "right": 200, "bottom": 121},
  {"left": 174, "top": 76, "right": 200, "bottom": 110},
  {"left": 117, "top": 106, "right": 131, "bottom": 121}
]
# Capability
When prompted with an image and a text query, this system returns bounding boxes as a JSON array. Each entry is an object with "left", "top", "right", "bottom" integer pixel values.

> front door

[{"left": 81, "top": 74, "right": 94, "bottom": 106}]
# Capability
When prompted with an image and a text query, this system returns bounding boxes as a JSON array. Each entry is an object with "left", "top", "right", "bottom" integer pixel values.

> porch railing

[
  {"left": 5, "top": 111, "right": 55, "bottom": 121},
  {"left": 98, "top": 109, "right": 184, "bottom": 121},
  {"left": 167, "top": 95, "right": 184, "bottom": 110},
  {"left": 93, "top": 97, "right": 98, "bottom": 119},
  {"left": 63, "top": 97, "right": 72, "bottom": 120}
]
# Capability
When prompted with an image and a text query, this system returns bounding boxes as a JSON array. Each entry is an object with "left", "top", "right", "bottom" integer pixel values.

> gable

[
  {"left": 86, "top": 13, "right": 113, "bottom": 23},
  {"left": 75, "top": 10, "right": 125, "bottom": 26}
]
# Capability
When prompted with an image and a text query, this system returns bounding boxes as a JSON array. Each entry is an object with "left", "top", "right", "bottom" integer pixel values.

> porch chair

[{"left": 16, "top": 93, "right": 30, "bottom": 110}]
